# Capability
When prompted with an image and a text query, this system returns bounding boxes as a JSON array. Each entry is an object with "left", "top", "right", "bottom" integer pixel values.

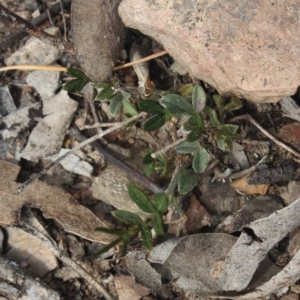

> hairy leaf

[
  {"left": 127, "top": 185, "right": 156, "bottom": 213},
  {"left": 63, "top": 78, "right": 88, "bottom": 93},
  {"left": 153, "top": 193, "right": 169, "bottom": 213},
  {"left": 139, "top": 100, "right": 165, "bottom": 114},
  {"left": 112, "top": 210, "right": 144, "bottom": 225},
  {"left": 176, "top": 140, "right": 200, "bottom": 154},
  {"left": 160, "top": 94, "right": 194, "bottom": 115},
  {"left": 143, "top": 114, "right": 166, "bottom": 132},
  {"left": 177, "top": 169, "right": 199, "bottom": 195},
  {"left": 152, "top": 212, "right": 165, "bottom": 236},
  {"left": 109, "top": 94, "right": 123, "bottom": 116},
  {"left": 141, "top": 225, "right": 153, "bottom": 250},
  {"left": 186, "top": 129, "right": 202, "bottom": 142},
  {"left": 96, "top": 86, "right": 115, "bottom": 101},
  {"left": 67, "top": 67, "right": 89, "bottom": 80},
  {"left": 193, "top": 147, "right": 210, "bottom": 173},
  {"left": 192, "top": 85, "right": 206, "bottom": 112}
]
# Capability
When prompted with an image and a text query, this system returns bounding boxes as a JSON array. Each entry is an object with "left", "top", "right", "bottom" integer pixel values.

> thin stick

[
  {"left": 151, "top": 137, "right": 187, "bottom": 159},
  {"left": 113, "top": 50, "right": 168, "bottom": 70},
  {"left": 230, "top": 114, "right": 300, "bottom": 158},
  {"left": 0, "top": 4, "right": 74, "bottom": 53},
  {"left": 0, "top": 51, "right": 168, "bottom": 73},
  {"left": 79, "top": 122, "right": 123, "bottom": 130},
  {"left": 0, "top": 65, "right": 67, "bottom": 72},
  {"left": 18, "top": 112, "right": 147, "bottom": 193}
]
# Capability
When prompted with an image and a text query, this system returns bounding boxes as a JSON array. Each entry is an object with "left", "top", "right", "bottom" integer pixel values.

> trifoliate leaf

[
  {"left": 160, "top": 94, "right": 194, "bottom": 115},
  {"left": 192, "top": 147, "right": 210, "bottom": 173},
  {"left": 127, "top": 185, "right": 156, "bottom": 213}
]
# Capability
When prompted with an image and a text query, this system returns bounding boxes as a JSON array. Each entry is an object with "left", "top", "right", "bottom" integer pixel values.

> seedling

[
  {"left": 95, "top": 185, "right": 169, "bottom": 257},
  {"left": 142, "top": 149, "right": 170, "bottom": 176}
]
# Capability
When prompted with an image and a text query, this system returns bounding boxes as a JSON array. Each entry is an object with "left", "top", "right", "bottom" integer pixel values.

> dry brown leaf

[
  {"left": 114, "top": 274, "right": 149, "bottom": 300},
  {"left": 0, "top": 160, "right": 114, "bottom": 244},
  {"left": 278, "top": 122, "right": 300, "bottom": 149},
  {"left": 231, "top": 175, "right": 269, "bottom": 195},
  {"left": 185, "top": 194, "right": 211, "bottom": 233}
]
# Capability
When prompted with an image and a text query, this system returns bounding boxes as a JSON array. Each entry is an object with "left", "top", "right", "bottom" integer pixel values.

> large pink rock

[{"left": 119, "top": 0, "right": 300, "bottom": 103}]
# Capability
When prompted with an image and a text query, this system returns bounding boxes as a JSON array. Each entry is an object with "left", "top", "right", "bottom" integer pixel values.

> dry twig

[
  {"left": 18, "top": 112, "right": 148, "bottom": 193},
  {"left": 230, "top": 114, "right": 300, "bottom": 158},
  {"left": 0, "top": 4, "right": 74, "bottom": 53}
]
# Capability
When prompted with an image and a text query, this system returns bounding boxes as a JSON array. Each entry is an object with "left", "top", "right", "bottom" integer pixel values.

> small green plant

[
  {"left": 95, "top": 185, "right": 169, "bottom": 257},
  {"left": 142, "top": 149, "right": 170, "bottom": 176},
  {"left": 93, "top": 83, "right": 138, "bottom": 117},
  {"left": 63, "top": 68, "right": 90, "bottom": 93}
]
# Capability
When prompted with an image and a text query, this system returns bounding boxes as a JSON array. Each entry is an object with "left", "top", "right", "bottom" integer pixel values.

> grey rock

[
  {"left": 26, "top": 70, "right": 60, "bottom": 100},
  {"left": 5, "top": 27, "right": 62, "bottom": 66},
  {"left": 119, "top": 0, "right": 300, "bottom": 103}
]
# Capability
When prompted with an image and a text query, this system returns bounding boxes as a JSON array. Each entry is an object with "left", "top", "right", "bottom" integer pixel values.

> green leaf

[
  {"left": 110, "top": 94, "right": 123, "bottom": 116},
  {"left": 189, "top": 112, "right": 204, "bottom": 128},
  {"left": 141, "top": 225, "right": 153, "bottom": 250},
  {"left": 153, "top": 193, "right": 169, "bottom": 213},
  {"left": 94, "top": 227, "right": 123, "bottom": 236},
  {"left": 122, "top": 100, "right": 138, "bottom": 116},
  {"left": 95, "top": 86, "right": 115, "bottom": 101},
  {"left": 143, "top": 153, "right": 154, "bottom": 165},
  {"left": 203, "top": 106, "right": 221, "bottom": 127},
  {"left": 160, "top": 94, "right": 194, "bottom": 115},
  {"left": 177, "top": 83, "right": 193, "bottom": 98},
  {"left": 157, "top": 155, "right": 168, "bottom": 164},
  {"left": 119, "top": 239, "right": 129, "bottom": 257},
  {"left": 186, "top": 129, "right": 202, "bottom": 142},
  {"left": 216, "top": 137, "right": 226, "bottom": 151},
  {"left": 144, "top": 162, "right": 155, "bottom": 176},
  {"left": 213, "top": 94, "right": 225, "bottom": 109},
  {"left": 67, "top": 68, "right": 89, "bottom": 80},
  {"left": 120, "top": 90, "right": 131, "bottom": 101},
  {"left": 112, "top": 210, "right": 144, "bottom": 225},
  {"left": 139, "top": 100, "right": 165, "bottom": 115},
  {"left": 217, "top": 124, "right": 239, "bottom": 136},
  {"left": 176, "top": 140, "right": 200, "bottom": 153},
  {"left": 192, "top": 85, "right": 206, "bottom": 112},
  {"left": 223, "top": 96, "right": 243, "bottom": 112},
  {"left": 143, "top": 114, "right": 166, "bottom": 132},
  {"left": 152, "top": 213, "right": 165, "bottom": 236},
  {"left": 63, "top": 78, "right": 88, "bottom": 93},
  {"left": 225, "top": 136, "right": 233, "bottom": 150},
  {"left": 192, "top": 147, "right": 210, "bottom": 173},
  {"left": 127, "top": 185, "right": 156, "bottom": 213},
  {"left": 177, "top": 169, "right": 199, "bottom": 195}
]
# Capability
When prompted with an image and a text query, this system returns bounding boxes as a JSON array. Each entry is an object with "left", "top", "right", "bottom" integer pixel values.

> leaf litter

[{"left": 1, "top": 1, "right": 300, "bottom": 299}]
